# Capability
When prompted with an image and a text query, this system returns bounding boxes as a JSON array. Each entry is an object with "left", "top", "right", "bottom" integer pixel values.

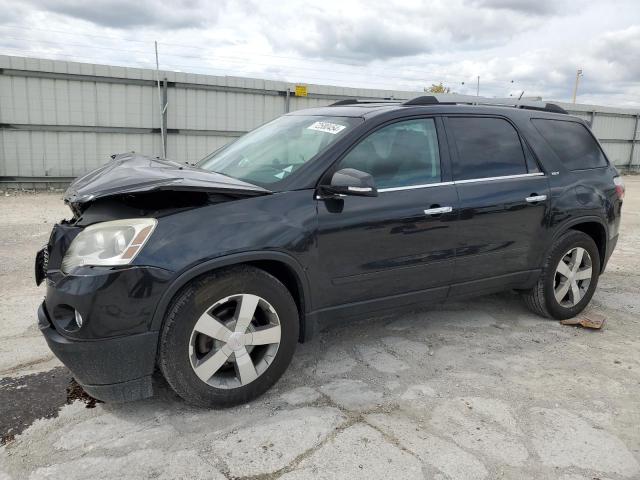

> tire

[
  {"left": 159, "top": 266, "right": 299, "bottom": 408},
  {"left": 522, "top": 230, "right": 601, "bottom": 320}
]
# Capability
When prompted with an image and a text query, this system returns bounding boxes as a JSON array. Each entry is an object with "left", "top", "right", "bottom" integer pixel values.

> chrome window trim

[
  {"left": 378, "top": 181, "right": 454, "bottom": 193},
  {"left": 376, "top": 172, "right": 544, "bottom": 193},
  {"left": 454, "top": 172, "right": 545, "bottom": 184}
]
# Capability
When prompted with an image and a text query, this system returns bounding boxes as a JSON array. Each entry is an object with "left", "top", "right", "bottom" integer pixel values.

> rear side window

[
  {"left": 447, "top": 117, "right": 527, "bottom": 181},
  {"left": 531, "top": 119, "right": 607, "bottom": 170}
]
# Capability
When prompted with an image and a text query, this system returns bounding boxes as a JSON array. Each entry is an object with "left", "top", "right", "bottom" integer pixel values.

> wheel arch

[
  {"left": 150, "top": 251, "right": 313, "bottom": 342},
  {"left": 553, "top": 216, "right": 608, "bottom": 272}
]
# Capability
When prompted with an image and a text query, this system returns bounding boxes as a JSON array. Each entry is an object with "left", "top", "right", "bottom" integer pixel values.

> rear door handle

[
  {"left": 525, "top": 195, "right": 547, "bottom": 203},
  {"left": 424, "top": 206, "right": 453, "bottom": 215}
]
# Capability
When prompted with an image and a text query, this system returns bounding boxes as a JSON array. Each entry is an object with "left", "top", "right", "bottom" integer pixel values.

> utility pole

[
  {"left": 572, "top": 69, "right": 583, "bottom": 104},
  {"left": 155, "top": 41, "right": 166, "bottom": 158},
  {"left": 476, "top": 76, "right": 480, "bottom": 97}
]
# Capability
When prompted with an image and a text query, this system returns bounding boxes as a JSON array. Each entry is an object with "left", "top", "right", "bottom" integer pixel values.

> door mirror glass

[{"left": 321, "top": 168, "right": 378, "bottom": 197}]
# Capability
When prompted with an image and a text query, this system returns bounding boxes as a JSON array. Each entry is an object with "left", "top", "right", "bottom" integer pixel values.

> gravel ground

[{"left": 0, "top": 179, "right": 639, "bottom": 480}]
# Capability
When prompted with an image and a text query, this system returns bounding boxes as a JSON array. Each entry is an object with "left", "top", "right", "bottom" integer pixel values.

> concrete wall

[{"left": 1, "top": 54, "right": 638, "bottom": 187}]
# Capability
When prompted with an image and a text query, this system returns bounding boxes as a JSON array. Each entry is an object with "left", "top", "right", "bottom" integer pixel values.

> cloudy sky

[{"left": 1, "top": 0, "right": 639, "bottom": 106}]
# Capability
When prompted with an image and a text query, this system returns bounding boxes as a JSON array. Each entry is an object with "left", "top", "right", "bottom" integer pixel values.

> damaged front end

[
  {"left": 36, "top": 152, "right": 271, "bottom": 286},
  {"left": 35, "top": 152, "right": 273, "bottom": 402},
  {"left": 64, "top": 151, "right": 271, "bottom": 217},
  {"left": 35, "top": 223, "right": 81, "bottom": 287}
]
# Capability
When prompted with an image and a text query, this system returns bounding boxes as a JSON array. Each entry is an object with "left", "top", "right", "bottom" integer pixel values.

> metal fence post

[
  {"left": 285, "top": 88, "right": 290, "bottom": 113},
  {"left": 630, "top": 114, "right": 639, "bottom": 170},
  {"left": 162, "top": 78, "right": 168, "bottom": 157}
]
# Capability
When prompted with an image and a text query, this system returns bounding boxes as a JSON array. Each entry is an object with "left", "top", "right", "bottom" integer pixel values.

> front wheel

[
  {"left": 522, "top": 230, "right": 601, "bottom": 320},
  {"left": 159, "top": 266, "right": 299, "bottom": 408}
]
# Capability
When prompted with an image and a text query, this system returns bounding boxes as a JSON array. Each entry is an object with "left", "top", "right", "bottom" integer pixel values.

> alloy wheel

[
  {"left": 188, "top": 293, "right": 281, "bottom": 389},
  {"left": 553, "top": 247, "right": 593, "bottom": 307}
]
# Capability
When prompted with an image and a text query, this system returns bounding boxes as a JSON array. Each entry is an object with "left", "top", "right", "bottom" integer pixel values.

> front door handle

[
  {"left": 424, "top": 206, "right": 453, "bottom": 215},
  {"left": 525, "top": 195, "right": 547, "bottom": 203}
]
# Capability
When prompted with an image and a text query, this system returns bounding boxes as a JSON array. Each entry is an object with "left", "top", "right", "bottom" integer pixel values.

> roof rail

[
  {"left": 329, "top": 98, "right": 401, "bottom": 106},
  {"left": 521, "top": 103, "right": 568, "bottom": 114},
  {"left": 401, "top": 95, "right": 568, "bottom": 114},
  {"left": 402, "top": 96, "right": 442, "bottom": 106}
]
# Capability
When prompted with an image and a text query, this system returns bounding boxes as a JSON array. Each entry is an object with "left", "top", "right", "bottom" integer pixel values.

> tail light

[{"left": 613, "top": 176, "right": 625, "bottom": 200}]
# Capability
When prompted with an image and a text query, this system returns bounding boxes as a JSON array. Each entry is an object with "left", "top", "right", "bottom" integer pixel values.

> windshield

[{"left": 198, "top": 115, "right": 361, "bottom": 186}]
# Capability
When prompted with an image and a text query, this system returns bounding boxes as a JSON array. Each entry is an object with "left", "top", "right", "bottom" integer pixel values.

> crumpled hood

[{"left": 64, "top": 152, "right": 270, "bottom": 208}]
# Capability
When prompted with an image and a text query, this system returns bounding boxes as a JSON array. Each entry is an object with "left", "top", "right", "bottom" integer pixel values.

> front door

[{"left": 315, "top": 117, "right": 458, "bottom": 315}]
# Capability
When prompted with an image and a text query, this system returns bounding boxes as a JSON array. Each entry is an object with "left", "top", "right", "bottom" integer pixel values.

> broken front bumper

[
  {"left": 35, "top": 222, "right": 175, "bottom": 402},
  {"left": 38, "top": 302, "right": 158, "bottom": 402}
]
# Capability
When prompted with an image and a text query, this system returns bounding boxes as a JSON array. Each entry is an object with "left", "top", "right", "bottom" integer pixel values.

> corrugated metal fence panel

[
  {"left": 167, "top": 135, "right": 230, "bottom": 165},
  {"left": 565, "top": 110, "right": 592, "bottom": 123},
  {"left": 0, "top": 130, "right": 161, "bottom": 177},
  {"left": 2, "top": 55, "right": 640, "bottom": 180},
  {"left": 0, "top": 56, "right": 162, "bottom": 129},
  {"left": 600, "top": 143, "right": 632, "bottom": 168},
  {"left": 171, "top": 74, "right": 246, "bottom": 131},
  {"left": 289, "top": 96, "right": 333, "bottom": 111},
  {"left": 168, "top": 88, "right": 285, "bottom": 131},
  {"left": 593, "top": 114, "right": 636, "bottom": 139},
  {"left": 0, "top": 78, "right": 159, "bottom": 128}
]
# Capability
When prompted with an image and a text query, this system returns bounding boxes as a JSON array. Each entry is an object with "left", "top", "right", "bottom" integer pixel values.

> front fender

[{"left": 148, "top": 250, "right": 312, "bottom": 332}]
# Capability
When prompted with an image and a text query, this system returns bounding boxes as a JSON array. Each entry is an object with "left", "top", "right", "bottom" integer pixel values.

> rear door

[
  {"left": 444, "top": 116, "right": 550, "bottom": 295},
  {"left": 315, "top": 116, "right": 458, "bottom": 313}
]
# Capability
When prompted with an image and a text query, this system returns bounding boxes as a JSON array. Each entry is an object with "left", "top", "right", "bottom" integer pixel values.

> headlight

[{"left": 62, "top": 218, "right": 157, "bottom": 273}]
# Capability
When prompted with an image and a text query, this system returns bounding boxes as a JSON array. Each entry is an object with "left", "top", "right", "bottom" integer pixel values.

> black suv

[{"left": 36, "top": 97, "right": 624, "bottom": 407}]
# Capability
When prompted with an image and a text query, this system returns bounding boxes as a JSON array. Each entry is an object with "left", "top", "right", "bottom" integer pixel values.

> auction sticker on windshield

[{"left": 307, "top": 121, "right": 347, "bottom": 134}]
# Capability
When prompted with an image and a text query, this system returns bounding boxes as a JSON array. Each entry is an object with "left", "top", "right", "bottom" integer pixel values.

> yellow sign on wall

[{"left": 295, "top": 85, "right": 308, "bottom": 97}]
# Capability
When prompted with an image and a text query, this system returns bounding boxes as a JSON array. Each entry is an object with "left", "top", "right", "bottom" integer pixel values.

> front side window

[
  {"left": 198, "top": 115, "right": 361, "bottom": 186},
  {"left": 448, "top": 117, "right": 527, "bottom": 181},
  {"left": 531, "top": 119, "right": 607, "bottom": 170},
  {"left": 338, "top": 118, "right": 441, "bottom": 189}
]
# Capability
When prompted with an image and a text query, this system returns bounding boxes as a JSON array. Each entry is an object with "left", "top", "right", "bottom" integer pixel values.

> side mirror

[{"left": 320, "top": 168, "right": 378, "bottom": 197}]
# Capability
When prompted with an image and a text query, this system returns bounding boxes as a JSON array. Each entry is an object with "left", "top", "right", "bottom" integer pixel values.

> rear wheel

[
  {"left": 159, "top": 266, "right": 299, "bottom": 408},
  {"left": 522, "top": 230, "right": 600, "bottom": 320}
]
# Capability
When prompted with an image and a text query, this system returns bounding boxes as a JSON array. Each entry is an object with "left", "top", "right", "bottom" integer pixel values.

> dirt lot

[{"left": 1, "top": 179, "right": 639, "bottom": 480}]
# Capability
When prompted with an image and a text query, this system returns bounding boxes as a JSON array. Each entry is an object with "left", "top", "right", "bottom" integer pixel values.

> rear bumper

[{"left": 38, "top": 303, "right": 158, "bottom": 402}]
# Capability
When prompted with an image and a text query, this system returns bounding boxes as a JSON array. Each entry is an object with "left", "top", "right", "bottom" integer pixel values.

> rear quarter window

[{"left": 531, "top": 119, "right": 607, "bottom": 170}]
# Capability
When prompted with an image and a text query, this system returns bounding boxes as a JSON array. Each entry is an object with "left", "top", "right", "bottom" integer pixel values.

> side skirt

[{"left": 302, "top": 269, "right": 541, "bottom": 340}]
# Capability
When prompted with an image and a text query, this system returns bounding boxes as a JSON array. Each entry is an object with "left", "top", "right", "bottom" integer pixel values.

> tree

[{"left": 425, "top": 82, "right": 450, "bottom": 94}]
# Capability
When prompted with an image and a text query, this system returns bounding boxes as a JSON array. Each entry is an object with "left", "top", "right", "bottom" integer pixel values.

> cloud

[
  {"left": 470, "top": 0, "right": 563, "bottom": 15},
  {"left": 593, "top": 25, "right": 640, "bottom": 81},
  {"left": 22, "top": 0, "right": 216, "bottom": 29},
  {"left": 0, "top": 0, "right": 638, "bottom": 106},
  {"left": 253, "top": 0, "right": 567, "bottom": 62},
  {"left": 0, "top": 1, "right": 31, "bottom": 25},
  {"left": 269, "top": 15, "right": 432, "bottom": 62}
]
